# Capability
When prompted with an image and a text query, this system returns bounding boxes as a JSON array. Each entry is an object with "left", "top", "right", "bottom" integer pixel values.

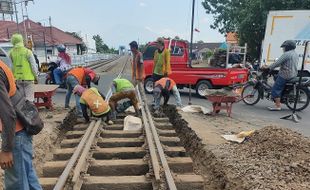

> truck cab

[{"left": 143, "top": 39, "right": 249, "bottom": 97}]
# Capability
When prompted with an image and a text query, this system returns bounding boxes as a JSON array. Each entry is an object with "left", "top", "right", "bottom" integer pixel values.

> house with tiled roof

[{"left": 0, "top": 19, "right": 83, "bottom": 60}]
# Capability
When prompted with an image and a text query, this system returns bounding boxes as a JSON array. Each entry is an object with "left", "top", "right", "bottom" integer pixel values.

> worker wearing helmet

[
  {"left": 53, "top": 44, "right": 72, "bottom": 86},
  {"left": 262, "top": 40, "right": 298, "bottom": 111}
]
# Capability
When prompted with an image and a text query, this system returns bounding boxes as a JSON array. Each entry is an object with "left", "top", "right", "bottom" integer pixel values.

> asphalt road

[{"left": 42, "top": 72, "right": 310, "bottom": 137}]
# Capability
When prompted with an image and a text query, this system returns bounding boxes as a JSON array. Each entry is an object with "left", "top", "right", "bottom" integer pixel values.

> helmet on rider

[
  {"left": 280, "top": 40, "right": 296, "bottom": 52},
  {"left": 57, "top": 44, "right": 66, "bottom": 52}
]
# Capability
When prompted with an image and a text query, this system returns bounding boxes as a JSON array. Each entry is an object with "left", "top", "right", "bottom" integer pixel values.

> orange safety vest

[
  {"left": 155, "top": 77, "right": 176, "bottom": 91},
  {"left": 80, "top": 88, "right": 110, "bottom": 116},
  {"left": 68, "top": 67, "right": 85, "bottom": 84},
  {"left": 131, "top": 52, "right": 145, "bottom": 81},
  {"left": 0, "top": 61, "right": 23, "bottom": 132}
]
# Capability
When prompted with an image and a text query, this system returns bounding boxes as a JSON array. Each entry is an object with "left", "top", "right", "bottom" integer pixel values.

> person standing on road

[
  {"left": 65, "top": 67, "right": 100, "bottom": 116},
  {"left": 53, "top": 44, "right": 72, "bottom": 86},
  {"left": 0, "top": 60, "right": 42, "bottom": 190},
  {"left": 129, "top": 41, "right": 144, "bottom": 85},
  {"left": 262, "top": 40, "right": 298, "bottom": 111},
  {"left": 109, "top": 78, "right": 140, "bottom": 120},
  {"left": 152, "top": 37, "right": 171, "bottom": 82},
  {"left": 9, "top": 34, "right": 39, "bottom": 102},
  {"left": 73, "top": 85, "right": 113, "bottom": 124},
  {"left": 153, "top": 77, "right": 183, "bottom": 111}
]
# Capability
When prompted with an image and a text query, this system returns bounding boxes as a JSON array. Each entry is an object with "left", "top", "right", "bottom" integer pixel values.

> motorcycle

[
  {"left": 45, "top": 62, "right": 67, "bottom": 88},
  {"left": 241, "top": 68, "right": 310, "bottom": 111}
]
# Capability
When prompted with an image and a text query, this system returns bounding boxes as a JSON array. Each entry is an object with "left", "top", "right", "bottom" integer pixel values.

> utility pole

[
  {"left": 188, "top": 0, "right": 195, "bottom": 105},
  {"left": 13, "top": 0, "right": 19, "bottom": 32}
]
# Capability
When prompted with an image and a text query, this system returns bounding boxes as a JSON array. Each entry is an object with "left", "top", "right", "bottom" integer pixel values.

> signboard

[{"left": 0, "top": 0, "right": 13, "bottom": 14}]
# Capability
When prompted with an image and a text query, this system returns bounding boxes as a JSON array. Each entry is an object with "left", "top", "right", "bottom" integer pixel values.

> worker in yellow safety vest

[
  {"left": 9, "top": 34, "right": 39, "bottom": 102},
  {"left": 109, "top": 78, "right": 140, "bottom": 120}
]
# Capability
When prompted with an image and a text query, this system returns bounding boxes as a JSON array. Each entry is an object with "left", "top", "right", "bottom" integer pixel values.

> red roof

[
  {"left": 0, "top": 19, "right": 82, "bottom": 46},
  {"left": 0, "top": 20, "right": 17, "bottom": 41}
]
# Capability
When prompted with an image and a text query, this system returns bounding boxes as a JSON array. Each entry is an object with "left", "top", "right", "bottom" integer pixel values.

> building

[{"left": 0, "top": 19, "right": 83, "bottom": 61}]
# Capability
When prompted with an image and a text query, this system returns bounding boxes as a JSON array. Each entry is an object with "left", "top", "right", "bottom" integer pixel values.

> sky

[{"left": 20, "top": 0, "right": 224, "bottom": 49}]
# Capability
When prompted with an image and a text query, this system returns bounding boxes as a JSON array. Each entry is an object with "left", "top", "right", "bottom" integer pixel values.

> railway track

[
  {"left": 39, "top": 57, "right": 205, "bottom": 190},
  {"left": 87, "top": 55, "right": 121, "bottom": 71}
]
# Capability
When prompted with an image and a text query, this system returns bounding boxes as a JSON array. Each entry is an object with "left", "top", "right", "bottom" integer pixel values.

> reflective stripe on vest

[
  {"left": 81, "top": 88, "right": 110, "bottom": 115},
  {"left": 155, "top": 77, "right": 176, "bottom": 91},
  {"left": 0, "top": 61, "right": 23, "bottom": 132},
  {"left": 68, "top": 67, "right": 85, "bottom": 84},
  {"left": 114, "top": 79, "right": 134, "bottom": 92},
  {"left": 10, "top": 47, "right": 35, "bottom": 80}
]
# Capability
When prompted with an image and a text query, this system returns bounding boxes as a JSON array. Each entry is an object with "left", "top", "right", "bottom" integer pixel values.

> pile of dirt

[
  {"left": 163, "top": 105, "right": 310, "bottom": 190},
  {"left": 215, "top": 126, "right": 310, "bottom": 190}
]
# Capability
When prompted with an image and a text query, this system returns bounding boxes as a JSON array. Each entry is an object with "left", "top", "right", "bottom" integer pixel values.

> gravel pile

[{"left": 216, "top": 126, "right": 310, "bottom": 190}]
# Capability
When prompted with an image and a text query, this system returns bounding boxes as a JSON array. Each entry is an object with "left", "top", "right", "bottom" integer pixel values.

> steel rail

[
  {"left": 138, "top": 83, "right": 178, "bottom": 190},
  {"left": 53, "top": 121, "right": 96, "bottom": 190},
  {"left": 136, "top": 85, "right": 161, "bottom": 181},
  {"left": 106, "top": 56, "right": 130, "bottom": 101},
  {"left": 71, "top": 119, "right": 102, "bottom": 190}
]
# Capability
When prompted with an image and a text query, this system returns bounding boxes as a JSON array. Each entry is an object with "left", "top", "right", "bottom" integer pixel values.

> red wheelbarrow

[
  {"left": 206, "top": 94, "right": 241, "bottom": 117},
  {"left": 34, "top": 84, "right": 59, "bottom": 109}
]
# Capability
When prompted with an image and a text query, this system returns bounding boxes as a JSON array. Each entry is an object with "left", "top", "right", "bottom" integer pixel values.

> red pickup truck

[{"left": 143, "top": 39, "right": 249, "bottom": 97}]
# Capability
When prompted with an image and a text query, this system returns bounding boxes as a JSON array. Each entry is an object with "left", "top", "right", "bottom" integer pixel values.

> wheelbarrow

[
  {"left": 206, "top": 94, "right": 241, "bottom": 117},
  {"left": 34, "top": 84, "right": 59, "bottom": 109}
]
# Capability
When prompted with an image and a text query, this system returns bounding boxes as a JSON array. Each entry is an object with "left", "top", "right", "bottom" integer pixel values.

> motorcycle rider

[
  {"left": 262, "top": 40, "right": 298, "bottom": 111},
  {"left": 53, "top": 44, "right": 72, "bottom": 87}
]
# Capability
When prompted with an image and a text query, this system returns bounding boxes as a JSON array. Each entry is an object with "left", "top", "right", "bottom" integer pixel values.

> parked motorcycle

[
  {"left": 45, "top": 62, "right": 67, "bottom": 88},
  {"left": 241, "top": 68, "right": 310, "bottom": 111}
]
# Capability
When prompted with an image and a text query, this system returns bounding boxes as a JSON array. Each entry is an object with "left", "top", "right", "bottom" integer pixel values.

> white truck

[{"left": 261, "top": 10, "right": 310, "bottom": 76}]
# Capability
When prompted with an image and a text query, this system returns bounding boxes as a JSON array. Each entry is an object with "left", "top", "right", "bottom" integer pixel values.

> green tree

[
  {"left": 92, "top": 34, "right": 110, "bottom": 53},
  {"left": 202, "top": 0, "right": 310, "bottom": 60}
]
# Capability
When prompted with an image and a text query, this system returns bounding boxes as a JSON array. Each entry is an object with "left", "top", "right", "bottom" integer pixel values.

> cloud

[{"left": 139, "top": 2, "right": 146, "bottom": 7}]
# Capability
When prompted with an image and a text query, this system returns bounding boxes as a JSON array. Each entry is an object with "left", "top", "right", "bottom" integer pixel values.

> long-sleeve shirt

[
  {"left": 28, "top": 53, "right": 39, "bottom": 78},
  {"left": 57, "top": 57, "right": 72, "bottom": 72},
  {"left": 0, "top": 69, "right": 16, "bottom": 152},
  {"left": 269, "top": 50, "right": 298, "bottom": 80}
]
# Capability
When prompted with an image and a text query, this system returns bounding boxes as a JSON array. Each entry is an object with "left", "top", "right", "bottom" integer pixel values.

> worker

[
  {"left": 153, "top": 77, "right": 183, "bottom": 110},
  {"left": 129, "top": 41, "right": 144, "bottom": 85},
  {"left": 73, "top": 85, "right": 113, "bottom": 124},
  {"left": 65, "top": 67, "right": 100, "bottom": 116},
  {"left": 0, "top": 60, "right": 42, "bottom": 190},
  {"left": 9, "top": 34, "right": 39, "bottom": 102},
  {"left": 152, "top": 37, "right": 171, "bottom": 82},
  {"left": 109, "top": 78, "right": 140, "bottom": 120}
]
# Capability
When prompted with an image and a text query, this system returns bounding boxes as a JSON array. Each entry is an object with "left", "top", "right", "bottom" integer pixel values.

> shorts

[{"left": 271, "top": 76, "right": 287, "bottom": 99}]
